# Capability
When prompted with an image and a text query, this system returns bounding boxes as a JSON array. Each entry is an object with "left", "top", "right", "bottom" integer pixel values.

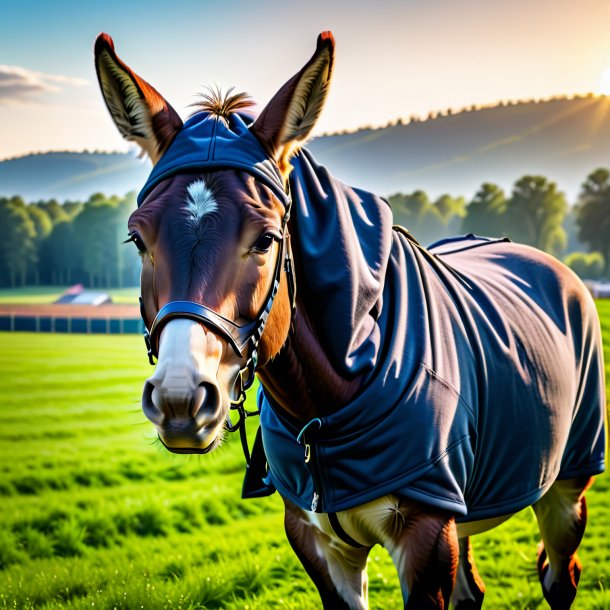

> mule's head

[{"left": 94, "top": 33, "right": 334, "bottom": 452}]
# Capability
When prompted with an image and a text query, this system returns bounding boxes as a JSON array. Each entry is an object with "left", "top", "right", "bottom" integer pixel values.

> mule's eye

[
  {"left": 126, "top": 232, "right": 147, "bottom": 253},
  {"left": 252, "top": 233, "right": 277, "bottom": 254}
]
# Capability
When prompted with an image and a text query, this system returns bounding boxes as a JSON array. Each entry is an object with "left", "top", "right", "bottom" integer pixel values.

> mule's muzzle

[
  {"left": 141, "top": 379, "right": 224, "bottom": 453},
  {"left": 156, "top": 422, "right": 221, "bottom": 454}
]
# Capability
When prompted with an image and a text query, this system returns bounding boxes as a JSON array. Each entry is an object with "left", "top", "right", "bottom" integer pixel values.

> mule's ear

[
  {"left": 94, "top": 33, "right": 182, "bottom": 164},
  {"left": 251, "top": 31, "right": 334, "bottom": 176}
]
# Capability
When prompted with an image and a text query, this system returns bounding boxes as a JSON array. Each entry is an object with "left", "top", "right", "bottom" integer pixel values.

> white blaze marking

[
  {"left": 152, "top": 320, "right": 209, "bottom": 415},
  {"left": 148, "top": 319, "right": 222, "bottom": 438},
  {"left": 157, "top": 319, "right": 207, "bottom": 383},
  {"left": 186, "top": 180, "right": 217, "bottom": 227}
]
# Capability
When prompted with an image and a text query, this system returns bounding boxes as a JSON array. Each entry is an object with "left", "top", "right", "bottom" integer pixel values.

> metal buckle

[
  {"left": 226, "top": 371, "right": 260, "bottom": 464},
  {"left": 143, "top": 331, "right": 155, "bottom": 366}
]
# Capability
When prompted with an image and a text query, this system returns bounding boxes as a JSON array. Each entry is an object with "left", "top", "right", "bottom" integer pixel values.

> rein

[{"left": 138, "top": 185, "right": 296, "bottom": 464}]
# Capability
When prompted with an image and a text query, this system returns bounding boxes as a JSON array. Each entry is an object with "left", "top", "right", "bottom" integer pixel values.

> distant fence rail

[
  {"left": 0, "top": 304, "right": 144, "bottom": 334},
  {"left": 0, "top": 315, "right": 144, "bottom": 334}
]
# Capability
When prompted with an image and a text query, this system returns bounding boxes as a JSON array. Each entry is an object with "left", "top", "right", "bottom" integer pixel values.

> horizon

[
  {"left": 2, "top": 0, "right": 610, "bottom": 160},
  {"left": 1, "top": 91, "right": 606, "bottom": 162}
]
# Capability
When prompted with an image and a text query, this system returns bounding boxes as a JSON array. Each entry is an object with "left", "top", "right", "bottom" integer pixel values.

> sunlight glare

[{"left": 599, "top": 66, "right": 610, "bottom": 95}]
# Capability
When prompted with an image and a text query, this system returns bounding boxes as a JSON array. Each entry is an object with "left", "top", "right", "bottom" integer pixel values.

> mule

[{"left": 94, "top": 32, "right": 606, "bottom": 609}]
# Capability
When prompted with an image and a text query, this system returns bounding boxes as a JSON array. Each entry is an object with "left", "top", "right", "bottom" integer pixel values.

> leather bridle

[{"left": 138, "top": 186, "right": 296, "bottom": 461}]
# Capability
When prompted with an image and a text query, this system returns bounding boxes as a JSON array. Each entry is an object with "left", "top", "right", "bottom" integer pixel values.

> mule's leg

[
  {"left": 283, "top": 499, "right": 371, "bottom": 610},
  {"left": 451, "top": 537, "right": 485, "bottom": 610},
  {"left": 385, "top": 500, "right": 458, "bottom": 609},
  {"left": 532, "top": 476, "right": 593, "bottom": 610}
]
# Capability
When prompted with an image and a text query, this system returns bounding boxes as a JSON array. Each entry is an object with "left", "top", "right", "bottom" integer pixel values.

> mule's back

[{"left": 425, "top": 235, "right": 606, "bottom": 519}]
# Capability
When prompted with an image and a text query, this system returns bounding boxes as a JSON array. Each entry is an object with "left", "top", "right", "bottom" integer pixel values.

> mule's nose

[
  {"left": 139, "top": 319, "right": 226, "bottom": 451},
  {"left": 142, "top": 378, "right": 220, "bottom": 427}
]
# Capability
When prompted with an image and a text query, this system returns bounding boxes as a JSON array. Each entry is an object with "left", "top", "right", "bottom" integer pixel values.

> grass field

[
  {"left": 0, "top": 303, "right": 608, "bottom": 609},
  {"left": 0, "top": 286, "right": 140, "bottom": 305}
]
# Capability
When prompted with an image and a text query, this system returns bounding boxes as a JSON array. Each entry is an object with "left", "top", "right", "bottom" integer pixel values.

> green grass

[
  {"left": 0, "top": 286, "right": 140, "bottom": 305},
  {"left": 0, "top": 286, "right": 69, "bottom": 304},
  {"left": 104, "top": 287, "right": 141, "bottom": 304},
  {"left": 0, "top": 303, "right": 609, "bottom": 609}
]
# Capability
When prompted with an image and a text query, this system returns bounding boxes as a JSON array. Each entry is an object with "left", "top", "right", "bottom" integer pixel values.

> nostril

[
  {"left": 142, "top": 380, "right": 164, "bottom": 425},
  {"left": 192, "top": 382, "right": 219, "bottom": 419}
]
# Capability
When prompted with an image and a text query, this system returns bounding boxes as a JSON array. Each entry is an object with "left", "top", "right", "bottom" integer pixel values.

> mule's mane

[{"left": 190, "top": 86, "right": 255, "bottom": 121}]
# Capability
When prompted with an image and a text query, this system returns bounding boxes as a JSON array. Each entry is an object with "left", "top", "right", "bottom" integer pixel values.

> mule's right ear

[
  {"left": 251, "top": 32, "right": 335, "bottom": 178},
  {"left": 94, "top": 33, "right": 182, "bottom": 164}
]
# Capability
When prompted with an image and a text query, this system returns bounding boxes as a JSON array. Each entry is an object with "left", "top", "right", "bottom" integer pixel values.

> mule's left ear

[
  {"left": 94, "top": 33, "right": 183, "bottom": 164},
  {"left": 251, "top": 31, "right": 334, "bottom": 177}
]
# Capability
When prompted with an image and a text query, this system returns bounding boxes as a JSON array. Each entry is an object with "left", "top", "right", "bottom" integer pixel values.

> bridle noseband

[{"left": 138, "top": 186, "right": 296, "bottom": 462}]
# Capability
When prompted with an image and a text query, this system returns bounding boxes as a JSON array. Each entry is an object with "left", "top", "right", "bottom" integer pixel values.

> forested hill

[
  {"left": 310, "top": 95, "right": 610, "bottom": 202},
  {"left": 0, "top": 152, "right": 150, "bottom": 202},
  {"left": 3, "top": 95, "right": 610, "bottom": 202}
]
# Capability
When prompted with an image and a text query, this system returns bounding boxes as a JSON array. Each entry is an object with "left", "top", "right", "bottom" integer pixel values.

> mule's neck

[
  {"left": 257, "top": 150, "right": 393, "bottom": 422},
  {"left": 257, "top": 208, "right": 364, "bottom": 421},
  {"left": 257, "top": 298, "right": 364, "bottom": 422}
]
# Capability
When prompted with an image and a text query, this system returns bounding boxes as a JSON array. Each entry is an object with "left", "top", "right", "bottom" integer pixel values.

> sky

[{"left": 2, "top": 0, "right": 610, "bottom": 160}]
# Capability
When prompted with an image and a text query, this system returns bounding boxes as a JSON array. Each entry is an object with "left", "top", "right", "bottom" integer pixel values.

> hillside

[
  {"left": 0, "top": 152, "right": 150, "bottom": 202},
  {"left": 2, "top": 96, "right": 610, "bottom": 202},
  {"left": 309, "top": 95, "right": 610, "bottom": 201}
]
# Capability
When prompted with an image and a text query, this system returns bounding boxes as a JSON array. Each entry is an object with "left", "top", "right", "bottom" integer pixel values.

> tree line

[
  {"left": 389, "top": 169, "right": 610, "bottom": 280},
  {"left": 324, "top": 93, "right": 597, "bottom": 136},
  {"left": 1, "top": 169, "right": 609, "bottom": 289},
  {"left": 0, "top": 192, "right": 139, "bottom": 288}
]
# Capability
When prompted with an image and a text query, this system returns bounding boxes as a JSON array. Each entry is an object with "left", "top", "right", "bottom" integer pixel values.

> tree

[
  {"left": 563, "top": 252, "right": 604, "bottom": 280},
  {"left": 72, "top": 193, "right": 130, "bottom": 287},
  {"left": 43, "top": 220, "right": 79, "bottom": 285},
  {"left": 62, "top": 201, "right": 84, "bottom": 218},
  {"left": 0, "top": 191, "right": 140, "bottom": 289},
  {"left": 434, "top": 194, "right": 466, "bottom": 235},
  {"left": 389, "top": 191, "right": 444, "bottom": 245},
  {"left": 0, "top": 197, "right": 36, "bottom": 287},
  {"left": 576, "top": 168, "right": 610, "bottom": 275},
  {"left": 114, "top": 194, "right": 138, "bottom": 287},
  {"left": 505, "top": 176, "right": 567, "bottom": 257},
  {"left": 462, "top": 183, "right": 507, "bottom": 237},
  {"left": 34, "top": 199, "right": 69, "bottom": 224},
  {"left": 563, "top": 207, "right": 587, "bottom": 254},
  {"left": 389, "top": 190, "right": 429, "bottom": 226},
  {"left": 26, "top": 206, "right": 53, "bottom": 284}
]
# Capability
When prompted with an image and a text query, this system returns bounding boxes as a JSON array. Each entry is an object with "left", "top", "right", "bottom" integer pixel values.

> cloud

[{"left": 0, "top": 65, "right": 89, "bottom": 104}]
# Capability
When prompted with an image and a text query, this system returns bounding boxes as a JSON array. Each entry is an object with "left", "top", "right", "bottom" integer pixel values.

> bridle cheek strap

[
  {"left": 140, "top": 216, "right": 295, "bottom": 403},
  {"left": 142, "top": 227, "right": 288, "bottom": 384}
]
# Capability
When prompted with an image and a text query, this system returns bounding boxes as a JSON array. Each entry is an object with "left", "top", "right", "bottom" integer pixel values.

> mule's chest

[
  {"left": 303, "top": 494, "right": 412, "bottom": 550},
  {"left": 301, "top": 494, "right": 515, "bottom": 551}
]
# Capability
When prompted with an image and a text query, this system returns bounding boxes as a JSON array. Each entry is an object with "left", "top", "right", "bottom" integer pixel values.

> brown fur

[
  {"left": 258, "top": 304, "right": 363, "bottom": 421},
  {"left": 533, "top": 477, "right": 592, "bottom": 609},
  {"left": 452, "top": 537, "right": 485, "bottom": 609},
  {"left": 129, "top": 171, "right": 285, "bottom": 317},
  {"left": 284, "top": 498, "right": 368, "bottom": 609}
]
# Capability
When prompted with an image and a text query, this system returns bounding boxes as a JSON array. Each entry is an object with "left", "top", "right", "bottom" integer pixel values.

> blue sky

[{"left": 2, "top": 0, "right": 610, "bottom": 159}]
